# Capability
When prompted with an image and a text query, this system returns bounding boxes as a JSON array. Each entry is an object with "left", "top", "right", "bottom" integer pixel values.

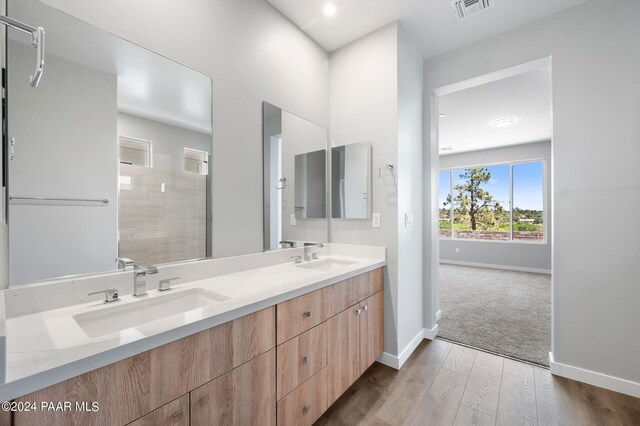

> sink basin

[
  {"left": 295, "top": 258, "right": 358, "bottom": 271},
  {"left": 73, "top": 288, "right": 229, "bottom": 338}
]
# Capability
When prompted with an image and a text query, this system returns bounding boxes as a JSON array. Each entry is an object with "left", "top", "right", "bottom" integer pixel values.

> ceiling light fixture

[
  {"left": 323, "top": 3, "right": 337, "bottom": 17},
  {"left": 492, "top": 117, "right": 516, "bottom": 128},
  {"left": 440, "top": 147, "right": 453, "bottom": 151},
  {"left": 439, "top": 113, "right": 447, "bottom": 118}
]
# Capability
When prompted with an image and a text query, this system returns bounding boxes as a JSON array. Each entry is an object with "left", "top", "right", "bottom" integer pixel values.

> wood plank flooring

[{"left": 316, "top": 339, "right": 640, "bottom": 426}]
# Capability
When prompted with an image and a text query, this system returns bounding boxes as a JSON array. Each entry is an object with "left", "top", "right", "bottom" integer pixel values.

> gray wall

[
  {"left": 39, "top": 0, "right": 330, "bottom": 260},
  {"left": 423, "top": 0, "right": 640, "bottom": 384},
  {"left": 118, "top": 112, "right": 212, "bottom": 173},
  {"left": 8, "top": 43, "right": 118, "bottom": 284},
  {"left": 439, "top": 141, "right": 551, "bottom": 272}
]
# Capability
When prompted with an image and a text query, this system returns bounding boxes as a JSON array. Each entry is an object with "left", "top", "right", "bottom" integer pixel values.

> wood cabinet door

[
  {"left": 326, "top": 303, "right": 360, "bottom": 405},
  {"left": 359, "top": 291, "right": 384, "bottom": 375},
  {"left": 190, "top": 349, "right": 276, "bottom": 426}
]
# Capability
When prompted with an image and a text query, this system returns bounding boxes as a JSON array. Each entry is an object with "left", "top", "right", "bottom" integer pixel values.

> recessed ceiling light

[
  {"left": 323, "top": 3, "right": 337, "bottom": 16},
  {"left": 440, "top": 147, "right": 453, "bottom": 151},
  {"left": 492, "top": 117, "right": 516, "bottom": 128},
  {"left": 439, "top": 113, "right": 447, "bottom": 118}
]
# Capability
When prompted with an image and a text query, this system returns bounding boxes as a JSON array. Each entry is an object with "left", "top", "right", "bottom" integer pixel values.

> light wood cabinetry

[
  {"left": 276, "top": 287, "right": 328, "bottom": 344},
  {"left": 13, "top": 307, "right": 275, "bottom": 426},
  {"left": 127, "top": 394, "right": 189, "bottom": 426},
  {"left": 325, "top": 268, "right": 383, "bottom": 317},
  {"left": 326, "top": 290, "right": 384, "bottom": 406},
  {"left": 276, "top": 323, "right": 327, "bottom": 400},
  {"left": 190, "top": 349, "right": 276, "bottom": 426},
  {"left": 359, "top": 291, "right": 385, "bottom": 375},
  {"left": 10, "top": 267, "right": 384, "bottom": 426},
  {"left": 326, "top": 303, "right": 361, "bottom": 405},
  {"left": 277, "top": 368, "right": 328, "bottom": 426},
  {"left": 277, "top": 267, "right": 385, "bottom": 423}
]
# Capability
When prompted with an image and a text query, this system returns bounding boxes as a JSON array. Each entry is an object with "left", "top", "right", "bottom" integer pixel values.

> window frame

[
  {"left": 439, "top": 158, "right": 547, "bottom": 244},
  {"left": 118, "top": 135, "right": 153, "bottom": 168}
]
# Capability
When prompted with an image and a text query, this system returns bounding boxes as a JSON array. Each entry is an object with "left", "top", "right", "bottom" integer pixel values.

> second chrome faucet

[{"left": 116, "top": 257, "right": 158, "bottom": 297}]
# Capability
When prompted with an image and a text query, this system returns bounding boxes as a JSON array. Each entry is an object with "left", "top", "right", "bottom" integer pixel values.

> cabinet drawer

[
  {"left": 277, "top": 368, "right": 327, "bottom": 426},
  {"left": 276, "top": 288, "right": 328, "bottom": 344},
  {"left": 190, "top": 349, "right": 276, "bottom": 426},
  {"left": 128, "top": 394, "right": 189, "bottom": 426},
  {"left": 277, "top": 323, "right": 327, "bottom": 400}
]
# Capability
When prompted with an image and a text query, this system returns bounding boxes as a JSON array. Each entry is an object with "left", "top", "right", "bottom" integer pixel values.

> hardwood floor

[{"left": 316, "top": 339, "right": 640, "bottom": 426}]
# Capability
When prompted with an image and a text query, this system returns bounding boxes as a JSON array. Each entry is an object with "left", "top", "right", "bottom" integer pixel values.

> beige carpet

[{"left": 438, "top": 264, "right": 551, "bottom": 366}]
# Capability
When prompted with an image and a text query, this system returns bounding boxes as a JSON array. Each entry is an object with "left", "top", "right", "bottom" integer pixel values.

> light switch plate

[
  {"left": 405, "top": 213, "right": 414, "bottom": 227},
  {"left": 372, "top": 213, "right": 381, "bottom": 228},
  {"left": 290, "top": 214, "right": 296, "bottom": 226}
]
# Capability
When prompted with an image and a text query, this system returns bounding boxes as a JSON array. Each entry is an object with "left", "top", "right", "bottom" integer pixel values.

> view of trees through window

[{"left": 439, "top": 161, "right": 544, "bottom": 241}]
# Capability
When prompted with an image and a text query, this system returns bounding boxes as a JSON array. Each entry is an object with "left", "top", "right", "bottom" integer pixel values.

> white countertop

[{"left": 0, "top": 248, "right": 385, "bottom": 401}]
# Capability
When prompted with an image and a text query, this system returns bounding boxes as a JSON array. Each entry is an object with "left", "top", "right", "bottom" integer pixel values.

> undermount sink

[
  {"left": 295, "top": 258, "right": 358, "bottom": 271},
  {"left": 73, "top": 288, "right": 229, "bottom": 338}
]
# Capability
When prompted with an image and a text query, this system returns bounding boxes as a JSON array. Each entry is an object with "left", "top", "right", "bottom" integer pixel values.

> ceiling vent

[{"left": 453, "top": 0, "right": 492, "bottom": 20}]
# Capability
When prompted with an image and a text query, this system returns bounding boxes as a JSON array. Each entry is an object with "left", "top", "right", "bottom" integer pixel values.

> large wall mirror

[
  {"left": 331, "top": 142, "right": 372, "bottom": 219},
  {"left": 263, "top": 102, "right": 328, "bottom": 251},
  {"left": 6, "top": 0, "right": 213, "bottom": 284}
]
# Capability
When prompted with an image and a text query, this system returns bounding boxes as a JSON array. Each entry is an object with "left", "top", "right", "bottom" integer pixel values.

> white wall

[
  {"left": 424, "top": 0, "right": 640, "bottom": 387},
  {"left": 439, "top": 141, "right": 551, "bottom": 272},
  {"left": 397, "top": 24, "right": 425, "bottom": 355},
  {"left": 330, "top": 22, "right": 425, "bottom": 362},
  {"left": 329, "top": 23, "right": 399, "bottom": 356},
  {"left": 8, "top": 44, "right": 118, "bottom": 284},
  {"left": 39, "top": 0, "right": 330, "bottom": 259}
]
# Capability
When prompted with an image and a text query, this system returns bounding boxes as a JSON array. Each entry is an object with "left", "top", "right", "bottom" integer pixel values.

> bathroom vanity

[{"left": 0, "top": 245, "right": 385, "bottom": 425}]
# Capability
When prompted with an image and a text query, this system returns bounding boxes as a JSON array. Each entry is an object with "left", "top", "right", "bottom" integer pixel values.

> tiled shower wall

[{"left": 119, "top": 164, "right": 207, "bottom": 266}]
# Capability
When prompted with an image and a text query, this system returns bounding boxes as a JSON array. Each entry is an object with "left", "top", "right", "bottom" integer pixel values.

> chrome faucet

[
  {"left": 133, "top": 265, "right": 158, "bottom": 297},
  {"left": 303, "top": 242, "right": 324, "bottom": 261},
  {"left": 116, "top": 257, "right": 135, "bottom": 270},
  {"left": 88, "top": 288, "right": 120, "bottom": 303}
]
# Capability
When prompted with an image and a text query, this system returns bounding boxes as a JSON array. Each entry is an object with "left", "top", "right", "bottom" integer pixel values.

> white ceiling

[
  {"left": 10, "top": 0, "right": 212, "bottom": 135},
  {"left": 267, "top": 0, "right": 588, "bottom": 58},
  {"left": 438, "top": 67, "right": 551, "bottom": 154}
]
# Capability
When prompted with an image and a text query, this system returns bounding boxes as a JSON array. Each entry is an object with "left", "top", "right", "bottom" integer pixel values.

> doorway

[{"left": 431, "top": 59, "right": 553, "bottom": 366}]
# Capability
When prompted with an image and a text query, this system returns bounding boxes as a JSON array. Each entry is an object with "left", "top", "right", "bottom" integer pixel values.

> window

[
  {"left": 184, "top": 148, "right": 209, "bottom": 175},
  {"left": 512, "top": 162, "right": 545, "bottom": 241},
  {"left": 119, "top": 136, "right": 151, "bottom": 167},
  {"left": 439, "top": 171, "right": 452, "bottom": 238},
  {"left": 440, "top": 160, "right": 544, "bottom": 242}
]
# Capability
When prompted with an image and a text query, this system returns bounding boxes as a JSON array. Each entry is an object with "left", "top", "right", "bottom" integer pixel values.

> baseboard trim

[
  {"left": 378, "top": 325, "right": 438, "bottom": 370},
  {"left": 549, "top": 352, "right": 640, "bottom": 398},
  {"left": 436, "top": 310, "right": 442, "bottom": 322},
  {"left": 440, "top": 259, "right": 551, "bottom": 275}
]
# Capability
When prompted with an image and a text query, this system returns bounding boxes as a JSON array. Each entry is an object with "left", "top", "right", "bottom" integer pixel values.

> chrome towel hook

[{"left": 0, "top": 15, "right": 45, "bottom": 87}]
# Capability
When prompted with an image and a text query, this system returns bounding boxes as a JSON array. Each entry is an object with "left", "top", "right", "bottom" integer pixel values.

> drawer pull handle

[
  {"left": 173, "top": 409, "right": 184, "bottom": 420},
  {"left": 303, "top": 311, "right": 311, "bottom": 318},
  {"left": 363, "top": 305, "right": 368, "bottom": 311},
  {"left": 355, "top": 308, "right": 362, "bottom": 315},
  {"left": 302, "top": 356, "right": 309, "bottom": 364},
  {"left": 198, "top": 395, "right": 209, "bottom": 404},
  {"left": 302, "top": 405, "right": 311, "bottom": 414}
]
